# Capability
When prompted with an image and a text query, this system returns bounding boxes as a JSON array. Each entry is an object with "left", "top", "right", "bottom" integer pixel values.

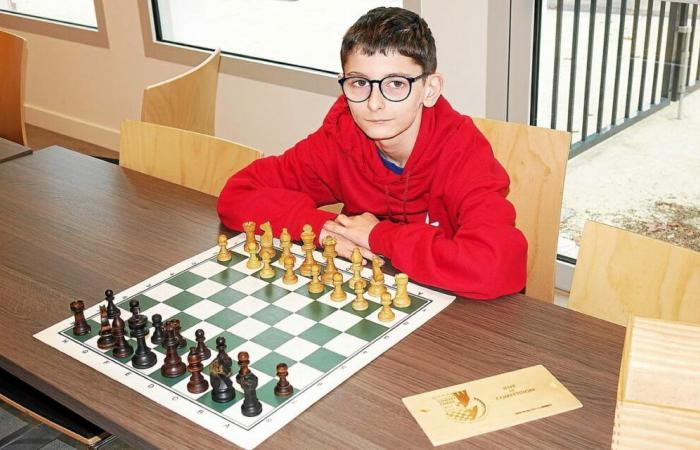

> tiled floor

[
  {"left": 0, "top": 403, "right": 78, "bottom": 449},
  {"left": 0, "top": 402, "right": 134, "bottom": 450}
]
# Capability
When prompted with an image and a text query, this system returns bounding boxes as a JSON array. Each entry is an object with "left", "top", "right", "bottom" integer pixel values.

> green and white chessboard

[{"left": 35, "top": 233, "right": 454, "bottom": 449}]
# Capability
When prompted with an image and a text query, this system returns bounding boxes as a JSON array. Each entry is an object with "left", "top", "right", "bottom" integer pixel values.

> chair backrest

[
  {"left": 119, "top": 120, "right": 262, "bottom": 196},
  {"left": 0, "top": 30, "right": 28, "bottom": 146},
  {"left": 569, "top": 221, "right": 700, "bottom": 326},
  {"left": 473, "top": 117, "right": 570, "bottom": 302},
  {"left": 141, "top": 48, "right": 221, "bottom": 135}
]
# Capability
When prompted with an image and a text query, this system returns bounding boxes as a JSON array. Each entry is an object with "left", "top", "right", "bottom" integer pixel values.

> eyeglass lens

[{"left": 342, "top": 76, "right": 414, "bottom": 102}]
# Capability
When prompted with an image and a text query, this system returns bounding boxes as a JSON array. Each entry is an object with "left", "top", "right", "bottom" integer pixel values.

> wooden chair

[
  {"left": 141, "top": 48, "right": 221, "bottom": 135},
  {"left": 0, "top": 29, "right": 28, "bottom": 146},
  {"left": 569, "top": 221, "right": 700, "bottom": 326},
  {"left": 119, "top": 120, "right": 261, "bottom": 196},
  {"left": 473, "top": 117, "right": 571, "bottom": 302}
]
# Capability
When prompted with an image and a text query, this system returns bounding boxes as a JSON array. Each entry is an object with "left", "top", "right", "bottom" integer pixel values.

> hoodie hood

[
  {"left": 320, "top": 95, "right": 466, "bottom": 222},
  {"left": 322, "top": 95, "right": 465, "bottom": 181}
]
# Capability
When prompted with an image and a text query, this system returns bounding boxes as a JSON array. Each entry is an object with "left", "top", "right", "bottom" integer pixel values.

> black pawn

[
  {"left": 236, "top": 351, "right": 250, "bottom": 385},
  {"left": 70, "top": 300, "right": 91, "bottom": 336},
  {"left": 97, "top": 305, "right": 115, "bottom": 349},
  {"left": 129, "top": 299, "right": 141, "bottom": 318},
  {"left": 105, "top": 289, "right": 118, "bottom": 319},
  {"left": 150, "top": 314, "right": 164, "bottom": 345},
  {"left": 274, "top": 363, "right": 293, "bottom": 397},
  {"left": 210, "top": 353, "right": 234, "bottom": 403},
  {"left": 195, "top": 329, "right": 211, "bottom": 360},
  {"left": 240, "top": 371, "right": 262, "bottom": 417},
  {"left": 111, "top": 311, "right": 133, "bottom": 358},
  {"left": 128, "top": 313, "right": 157, "bottom": 369}
]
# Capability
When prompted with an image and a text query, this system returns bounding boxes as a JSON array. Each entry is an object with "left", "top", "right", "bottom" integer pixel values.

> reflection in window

[
  {"left": 153, "top": 0, "right": 403, "bottom": 74},
  {"left": 0, "top": 0, "right": 98, "bottom": 28}
]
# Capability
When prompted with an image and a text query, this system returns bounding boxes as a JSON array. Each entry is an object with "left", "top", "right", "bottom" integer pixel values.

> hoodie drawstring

[
  {"left": 402, "top": 172, "right": 410, "bottom": 224},
  {"left": 384, "top": 173, "right": 411, "bottom": 224},
  {"left": 384, "top": 184, "right": 393, "bottom": 222}
]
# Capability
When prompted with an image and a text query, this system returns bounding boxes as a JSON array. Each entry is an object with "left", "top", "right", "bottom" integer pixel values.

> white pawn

[{"left": 377, "top": 292, "right": 395, "bottom": 322}]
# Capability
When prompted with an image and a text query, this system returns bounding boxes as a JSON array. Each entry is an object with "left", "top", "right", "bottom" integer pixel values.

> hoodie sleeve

[
  {"left": 217, "top": 126, "right": 339, "bottom": 241},
  {"left": 368, "top": 125, "right": 528, "bottom": 300}
]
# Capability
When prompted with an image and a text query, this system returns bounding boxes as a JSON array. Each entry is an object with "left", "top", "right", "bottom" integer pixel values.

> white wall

[{"left": 1, "top": 0, "right": 509, "bottom": 154}]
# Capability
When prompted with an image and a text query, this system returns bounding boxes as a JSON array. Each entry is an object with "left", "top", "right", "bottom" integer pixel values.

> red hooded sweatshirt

[{"left": 217, "top": 95, "right": 527, "bottom": 300}]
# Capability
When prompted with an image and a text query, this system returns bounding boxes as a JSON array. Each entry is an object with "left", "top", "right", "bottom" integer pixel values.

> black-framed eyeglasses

[{"left": 338, "top": 73, "right": 428, "bottom": 103}]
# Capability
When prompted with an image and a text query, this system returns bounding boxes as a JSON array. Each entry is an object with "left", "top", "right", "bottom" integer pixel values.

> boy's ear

[{"left": 422, "top": 73, "right": 444, "bottom": 107}]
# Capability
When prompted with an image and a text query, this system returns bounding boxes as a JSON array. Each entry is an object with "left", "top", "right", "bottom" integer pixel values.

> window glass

[
  {"left": 0, "top": 0, "right": 97, "bottom": 28},
  {"left": 532, "top": 1, "right": 700, "bottom": 261},
  {"left": 153, "top": 0, "right": 403, "bottom": 74}
]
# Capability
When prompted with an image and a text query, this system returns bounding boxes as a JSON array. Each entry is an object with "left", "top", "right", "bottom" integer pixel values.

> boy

[{"left": 217, "top": 7, "right": 527, "bottom": 299}]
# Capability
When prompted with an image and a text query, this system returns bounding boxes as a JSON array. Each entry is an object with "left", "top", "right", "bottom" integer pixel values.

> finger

[
  {"left": 358, "top": 246, "right": 377, "bottom": 262},
  {"left": 326, "top": 225, "right": 354, "bottom": 243},
  {"left": 323, "top": 221, "right": 344, "bottom": 234},
  {"left": 336, "top": 247, "right": 352, "bottom": 260},
  {"left": 335, "top": 214, "right": 351, "bottom": 226}
]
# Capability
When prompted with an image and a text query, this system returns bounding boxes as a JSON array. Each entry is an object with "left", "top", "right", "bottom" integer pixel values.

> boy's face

[{"left": 342, "top": 50, "right": 437, "bottom": 150}]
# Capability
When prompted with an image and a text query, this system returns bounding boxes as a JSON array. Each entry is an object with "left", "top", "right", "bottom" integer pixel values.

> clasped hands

[{"left": 319, "top": 212, "right": 382, "bottom": 265}]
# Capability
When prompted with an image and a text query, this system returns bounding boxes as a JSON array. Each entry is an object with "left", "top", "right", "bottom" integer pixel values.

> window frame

[
  {"left": 0, "top": 0, "right": 108, "bottom": 47},
  {"left": 139, "top": 0, "right": 421, "bottom": 97}
]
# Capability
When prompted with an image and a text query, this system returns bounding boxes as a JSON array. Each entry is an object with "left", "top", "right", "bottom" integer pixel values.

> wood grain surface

[
  {"left": 119, "top": 119, "right": 262, "bottom": 197},
  {"left": 613, "top": 317, "right": 700, "bottom": 449},
  {"left": 141, "top": 49, "right": 221, "bottom": 136},
  {"left": 473, "top": 117, "right": 571, "bottom": 303},
  {"left": 0, "top": 136, "right": 31, "bottom": 163},
  {"left": 570, "top": 221, "right": 700, "bottom": 326},
  {"left": 0, "top": 147, "right": 625, "bottom": 449}
]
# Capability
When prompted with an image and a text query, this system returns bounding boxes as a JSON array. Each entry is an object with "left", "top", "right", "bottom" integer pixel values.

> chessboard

[{"left": 35, "top": 231, "right": 454, "bottom": 449}]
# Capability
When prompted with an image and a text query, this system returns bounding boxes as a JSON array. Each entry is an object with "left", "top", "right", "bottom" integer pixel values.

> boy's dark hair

[{"left": 340, "top": 7, "right": 437, "bottom": 74}]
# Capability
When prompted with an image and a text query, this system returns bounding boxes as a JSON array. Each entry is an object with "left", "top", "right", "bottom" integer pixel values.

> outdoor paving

[{"left": 558, "top": 88, "right": 700, "bottom": 257}]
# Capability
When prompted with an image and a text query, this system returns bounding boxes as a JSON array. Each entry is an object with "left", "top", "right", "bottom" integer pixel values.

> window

[
  {"left": 152, "top": 0, "right": 403, "bottom": 74},
  {"left": 0, "top": 0, "right": 97, "bottom": 29},
  {"left": 530, "top": 0, "right": 700, "bottom": 266}
]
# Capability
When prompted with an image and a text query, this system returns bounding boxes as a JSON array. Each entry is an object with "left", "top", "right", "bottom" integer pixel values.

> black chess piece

[
  {"left": 187, "top": 348, "right": 209, "bottom": 394},
  {"left": 171, "top": 319, "right": 187, "bottom": 349},
  {"left": 96, "top": 305, "right": 115, "bottom": 349},
  {"left": 236, "top": 351, "right": 250, "bottom": 385},
  {"left": 128, "top": 313, "right": 157, "bottom": 369},
  {"left": 129, "top": 299, "right": 141, "bottom": 318},
  {"left": 274, "top": 363, "right": 293, "bottom": 397},
  {"left": 70, "top": 300, "right": 91, "bottom": 336},
  {"left": 240, "top": 371, "right": 262, "bottom": 417},
  {"left": 195, "top": 329, "right": 211, "bottom": 360},
  {"left": 215, "top": 337, "right": 233, "bottom": 369},
  {"left": 105, "top": 289, "right": 118, "bottom": 319},
  {"left": 215, "top": 336, "right": 228, "bottom": 361},
  {"left": 160, "top": 323, "right": 186, "bottom": 378},
  {"left": 210, "top": 353, "right": 234, "bottom": 403},
  {"left": 150, "top": 314, "right": 164, "bottom": 345},
  {"left": 111, "top": 310, "right": 134, "bottom": 358}
]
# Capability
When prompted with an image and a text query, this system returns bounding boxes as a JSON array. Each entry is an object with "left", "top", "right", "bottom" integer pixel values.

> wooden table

[
  {"left": 0, "top": 136, "right": 32, "bottom": 163},
  {"left": 0, "top": 147, "right": 626, "bottom": 449}
]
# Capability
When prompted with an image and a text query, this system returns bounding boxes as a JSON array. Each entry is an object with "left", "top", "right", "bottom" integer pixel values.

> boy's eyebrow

[{"left": 344, "top": 71, "right": 416, "bottom": 78}]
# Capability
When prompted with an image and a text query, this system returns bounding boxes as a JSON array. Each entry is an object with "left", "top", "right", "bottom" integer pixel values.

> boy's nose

[{"left": 367, "top": 85, "right": 385, "bottom": 111}]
